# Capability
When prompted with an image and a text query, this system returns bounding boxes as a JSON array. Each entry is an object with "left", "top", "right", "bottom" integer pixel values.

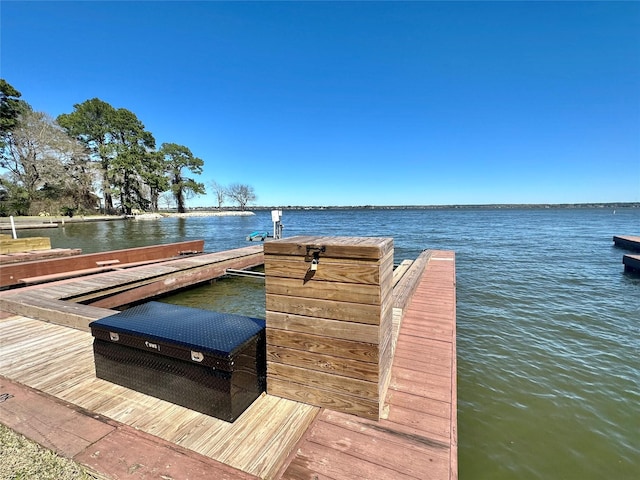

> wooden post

[
  {"left": 264, "top": 236, "right": 393, "bottom": 420},
  {"left": 10, "top": 216, "right": 17, "bottom": 239}
]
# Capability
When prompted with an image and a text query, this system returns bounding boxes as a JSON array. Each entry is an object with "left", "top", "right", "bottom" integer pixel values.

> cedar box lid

[
  {"left": 264, "top": 236, "right": 393, "bottom": 260},
  {"left": 89, "top": 302, "right": 265, "bottom": 358}
]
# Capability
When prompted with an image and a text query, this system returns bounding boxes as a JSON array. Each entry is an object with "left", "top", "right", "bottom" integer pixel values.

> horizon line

[{"left": 191, "top": 201, "right": 640, "bottom": 210}]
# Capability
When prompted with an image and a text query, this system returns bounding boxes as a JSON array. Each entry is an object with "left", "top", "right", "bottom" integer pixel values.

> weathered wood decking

[
  {"left": 0, "top": 215, "right": 124, "bottom": 231},
  {"left": 0, "top": 246, "right": 457, "bottom": 479},
  {"left": 0, "top": 315, "right": 318, "bottom": 479}
]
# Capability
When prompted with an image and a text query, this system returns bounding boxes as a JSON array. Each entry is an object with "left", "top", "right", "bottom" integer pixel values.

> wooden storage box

[
  {"left": 89, "top": 302, "right": 266, "bottom": 422},
  {"left": 264, "top": 236, "right": 393, "bottom": 420}
]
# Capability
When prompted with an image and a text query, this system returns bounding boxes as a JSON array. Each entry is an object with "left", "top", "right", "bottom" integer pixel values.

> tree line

[{"left": 0, "top": 79, "right": 256, "bottom": 216}]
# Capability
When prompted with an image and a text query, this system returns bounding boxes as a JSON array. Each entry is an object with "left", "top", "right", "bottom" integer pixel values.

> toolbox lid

[{"left": 89, "top": 302, "right": 265, "bottom": 357}]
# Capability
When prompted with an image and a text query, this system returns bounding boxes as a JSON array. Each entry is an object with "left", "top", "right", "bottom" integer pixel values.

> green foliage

[
  {"left": 108, "top": 108, "right": 156, "bottom": 215},
  {"left": 0, "top": 78, "right": 28, "bottom": 138},
  {"left": 57, "top": 98, "right": 115, "bottom": 156},
  {"left": 0, "top": 89, "right": 248, "bottom": 215},
  {"left": 0, "top": 179, "right": 30, "bottom": 216},
  {"left": 40, "top": 182, "right": 65, "bottom": 200},
  {"left": 159, "top": 142, "right": 206, "bottom": 213},
  {"left": 58, "top": 98, "right": 118, "bottom": 212},
  {"left": 60, "top": 206, "right": 75, "bottom": 217},
  {"left": 143, "top": 151, "right": 170, "bottom": 212},
  {"left": 1, "top": 108, "right": 95, "bottom": 215},
  {"left": 58, "top": 99, "right": 156, "bottom": 214}
]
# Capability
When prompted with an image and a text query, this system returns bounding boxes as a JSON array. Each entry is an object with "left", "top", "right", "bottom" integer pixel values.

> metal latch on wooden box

[{"left": 305, "top": 245, "right": 325, "bottom": 271}]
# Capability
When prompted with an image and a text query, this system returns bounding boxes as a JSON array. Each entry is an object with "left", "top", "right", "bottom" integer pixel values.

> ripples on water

[{"left": 29, "top": 208, "right": 640, "bottom": 479}]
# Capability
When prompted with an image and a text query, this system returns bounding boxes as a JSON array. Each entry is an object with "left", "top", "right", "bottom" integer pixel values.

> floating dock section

[
  {"left": 613, "top": 235, "right": 640, "bottom": 252},
  {"left": 623, "top": 254, "right": 640, "bottom": 273},
  {"left": 613, "top": 235, "right": 640, "bottom": 273}
]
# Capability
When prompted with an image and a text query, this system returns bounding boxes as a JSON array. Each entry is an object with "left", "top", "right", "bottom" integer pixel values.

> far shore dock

[
  {"left": 613, "top": 235, "right": 640, "bottom": 252},
  {"left": 0, "top": 211, "right": 256, "bottom": 231},
  {"left": 622, "top": 254, "right": 640, "bottom": 273},
  {"left": 0, "top": 241, "right": 457, "bottom": 480},
  {"left": 0, "top": 215, "right": 125, "bottom": 231},
  {"left": 613, "top": 235, "right": 640, "bottom": 273}
]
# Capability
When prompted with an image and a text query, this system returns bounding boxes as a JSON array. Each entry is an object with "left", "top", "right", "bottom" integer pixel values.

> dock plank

[
  {"left": 304, "top": 418, "right": 448, "bottom": 479},
  {"left": 285, "top": 440, "right": 419, "bottom": 480}
]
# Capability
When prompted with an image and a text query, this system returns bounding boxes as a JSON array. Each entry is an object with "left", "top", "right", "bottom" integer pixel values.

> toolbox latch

[{"left": 191, "top": 351, "right": 204, "bottom": 362}]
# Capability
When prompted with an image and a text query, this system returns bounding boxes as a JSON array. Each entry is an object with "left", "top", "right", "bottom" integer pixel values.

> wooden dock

[
  {"left": 0, "top": 246, "right": 457, "bottom": 479},
  {"left": 0, "top": 244, "right": 264, "bottom": 330},
  {"left": 0, "top": 222, "right": 58, "bottom": 230},
  {"left": 0, "top": 215, "right": 125, "bottom": 231},
  {"left": 0, "top": 240, "right": 206, "bottom": 289},
  {"left": 0, "top": 315, "right": 319, "bottom": 479},
  {"left": 623, "top": 254, "right": 640, "bottom": 273},
  {"left": 612, "top": 235, "right": 640, "bottom": 273},
  {"left": 613, "top": 235, "right": 640, "bottom": 252}
]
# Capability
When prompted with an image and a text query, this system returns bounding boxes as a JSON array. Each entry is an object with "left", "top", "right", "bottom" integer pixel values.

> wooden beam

[
  {"left": 0, "top": 295, "right": 111, "bottom": 331},
  {"left": 392, "top": 249, "right": 432, "bottom": 312}
]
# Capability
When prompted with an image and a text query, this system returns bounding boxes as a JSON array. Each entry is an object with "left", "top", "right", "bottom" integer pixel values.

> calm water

[{"left": 21, "top": 208, "right": 640, "bottom": 479}]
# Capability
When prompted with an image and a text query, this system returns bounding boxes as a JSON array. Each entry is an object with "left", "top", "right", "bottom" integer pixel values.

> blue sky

[{"left": 2, "top": 1, "right": 639, "bottom": 207}]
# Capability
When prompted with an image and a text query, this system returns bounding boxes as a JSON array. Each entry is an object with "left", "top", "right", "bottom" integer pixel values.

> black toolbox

[{"left": 89, "top": 302, "right": 266, "bottom": 422}]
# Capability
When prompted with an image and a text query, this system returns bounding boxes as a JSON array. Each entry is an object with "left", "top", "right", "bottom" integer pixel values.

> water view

[{"left": 16, "top": 207, "right": 640, "bottom": 479}]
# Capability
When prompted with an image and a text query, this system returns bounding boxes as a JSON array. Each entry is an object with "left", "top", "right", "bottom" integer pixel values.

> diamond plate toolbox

[{"left": 89, "top": 302, "right": 266, "bottom": 422}]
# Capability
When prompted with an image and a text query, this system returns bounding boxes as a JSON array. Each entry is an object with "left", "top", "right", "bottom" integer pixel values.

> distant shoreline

[
  {"left": 0, "top": 211, "right": 256, "bottom": 229},
  {"left": 1, "top": 203, "right": 637, "bottom": 228},
  {"left": 143, "top": 211, "right": 255, "bottom": 219},
  {"left": 197, "top": 202, "right": 640, "bottom": 211}
]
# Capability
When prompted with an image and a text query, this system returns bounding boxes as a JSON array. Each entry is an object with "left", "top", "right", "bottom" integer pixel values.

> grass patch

[{"left": 0, "top": 424, "right": 99, "bottom": 480}]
